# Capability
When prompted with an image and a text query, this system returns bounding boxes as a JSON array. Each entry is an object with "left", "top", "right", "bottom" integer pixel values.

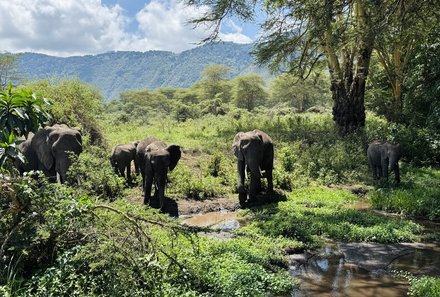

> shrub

[
  {"left": 169, "top": 165, "right": 228, "bottom": 200},
  {"left": 67, "top": 146, "right": 125, "bottom": 200},
  {"left": 0, "top": 173, "right": 93, "bottom": 289}
]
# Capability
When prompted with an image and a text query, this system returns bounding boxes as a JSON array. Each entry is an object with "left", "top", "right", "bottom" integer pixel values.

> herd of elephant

[{"left": 15, "top": 124, "right": 402, "bottom": 212}]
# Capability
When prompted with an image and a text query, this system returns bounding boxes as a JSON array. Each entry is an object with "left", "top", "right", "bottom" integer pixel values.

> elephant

[
  {"left": 367, "top": 140, "right": 401, "bottom": 183},
  {"left": 110, "top": 140, "right": 140, "bottom": 184},
  {"left": 232, "top": 129, "right": 274, "bottom": 205},
  {"left": 136, "top": 136, "right": 160, "bottom": 190},
  {"left": 137, "top": 138, "right": 181, "bottom": 211},
  {"left": 15, "top": 124, "right": 82, "bottom": 183}
]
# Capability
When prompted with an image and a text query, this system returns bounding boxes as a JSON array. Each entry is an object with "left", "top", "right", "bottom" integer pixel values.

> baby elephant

[
  {"left": 110, "top": 141, "right": 140, "bottom": 184},
  {"left": 232, "top": 129, "right": 274, "bottom": 205},
  {"left": 367, "top": 140, "right": 401, "bottom": 183}
]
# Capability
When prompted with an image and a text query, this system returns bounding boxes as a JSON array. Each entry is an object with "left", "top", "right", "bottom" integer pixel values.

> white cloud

[
  {"left": 0, "top": 0, "right": 252, "bottom": 56},
  {"left": 218, "top": 20, "right": 253, "bottom": 44}
]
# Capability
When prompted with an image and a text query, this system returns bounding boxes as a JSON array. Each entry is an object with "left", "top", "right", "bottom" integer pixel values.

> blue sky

[{"left": 0, "top": 0, "right": 261, "bottom": 56}]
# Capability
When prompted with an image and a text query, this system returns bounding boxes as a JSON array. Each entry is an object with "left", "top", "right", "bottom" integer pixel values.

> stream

[{"left": 180, "top": 210, "right": 440, "bottom": 296}]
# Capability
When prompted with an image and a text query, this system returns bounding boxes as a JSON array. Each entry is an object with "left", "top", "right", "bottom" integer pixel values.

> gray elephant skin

[
  {"left": 136, "top": 137, "right": 181, "bottom": 210},
  {"left": 110, "top": 140, "right": 139, "bottom": 184},
  {"left": 232, "top": 129, "right": 274, "bottom": 204},
  {"left": 15, "top": 124, "right": 82, "bottom": 183},
  {"left": 367, "top": 140, "right": 401, "bottom": 183}
]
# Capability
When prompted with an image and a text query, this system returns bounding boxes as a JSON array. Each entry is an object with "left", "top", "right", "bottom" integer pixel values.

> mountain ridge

[{"left": 16, "top": 42, "right": 269, "bottom": 101}]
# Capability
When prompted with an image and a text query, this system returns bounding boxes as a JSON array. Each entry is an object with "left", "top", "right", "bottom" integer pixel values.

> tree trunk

[{"left": 331, "top": 79, "right": 366, "bottom": 135}]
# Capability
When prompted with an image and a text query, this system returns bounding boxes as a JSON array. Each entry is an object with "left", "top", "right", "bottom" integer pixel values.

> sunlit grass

[{"left": 241, "top": 186, "right": 422, "bottom": 246}]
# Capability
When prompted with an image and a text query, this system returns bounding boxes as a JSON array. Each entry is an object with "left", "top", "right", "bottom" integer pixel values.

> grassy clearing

[{"left": 240, "top": 187, "right": 422, "bottom": 247}]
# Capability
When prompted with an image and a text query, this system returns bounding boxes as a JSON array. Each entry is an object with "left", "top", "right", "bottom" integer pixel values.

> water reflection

[{"left": 290, "top": 242, "right": 440, "bottom": 297}]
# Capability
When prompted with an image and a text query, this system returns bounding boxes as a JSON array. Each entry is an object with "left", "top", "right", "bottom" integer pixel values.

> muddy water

[
  {"left": 181, "top": 211, "right": 243, "bottom": 230},
  {"left": 290, "top": 243, "right": 440, "bottom": 297},
  {"left": 181, "top": 209, "right": 440, "bottom": 296}
]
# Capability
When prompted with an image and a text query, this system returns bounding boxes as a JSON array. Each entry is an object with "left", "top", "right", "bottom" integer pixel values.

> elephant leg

[
  {"left": 237, "top": 160, "right": 247, "bottom": 204},
  {"left": 126, "top": 163, "right": 132, "bottom": 184},
  {"left": 157, "top": 184, "right": 166, "bottom": 211},
  {"left": 393, "top": 164, "right": 400, "bottom": 184},
  {"left": 381, "top": 159, "right": 389, "bottom": 181},
  {"left": 248, "top": 162, "right": 261, "bottom": 201},
  {"left": 266, "top": 169, "right": 273, "bottom": 193},
  {"left": 118, "top": 164, "right": 125, "bottom": 178},
  {"left": 143, "top": 175, "right": 153, "bottom": 205}
]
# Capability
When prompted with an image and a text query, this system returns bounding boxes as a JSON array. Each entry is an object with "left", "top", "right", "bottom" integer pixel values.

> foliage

[
  {"left": 0, "top": 53, "right": 21, "bottom": 90},
  {"left": 199, "top": 64, "right": 232, "bottom": 103},
  {"left": 233, "top": 74, "right": 268, "bottom": 111},
  {"left": 403, "top": 27, "right": 440, "bottom": 131},
  {"left": 169, "top": 165, "right": 229, "bottom": 200},
  {"left": 372, "top": 0, "right": 439, "bottom": 122},
  {"left": 66, "top": 146, "right": 126, "bottom": 200},
  {"left": 0, "top": 173, "right": 93, "bottom": 289},
  {"left": 368, "top": 167, "right": 440, "bottom": 220},
  {"left": 244, "top": 187, "right": 421, "bottom": 246},
  {"left": 25, "top": 79, "right": 104, "bottom": 144},
  {"left": 0, "top": 83, "right": 51, "bottom": 166},
  {"left": 1, "top": 174, "right": 295, "bottom": 296},
  {"left": 269, "top": 72, "right": 331, "bottom": 111},
  {"left": 408, "top": 276, "right": 440, "bottom": 297}
]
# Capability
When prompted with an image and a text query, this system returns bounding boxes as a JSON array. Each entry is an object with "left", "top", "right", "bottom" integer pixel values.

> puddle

[
  {"left": 181, "top": 210, "right": 244, "bottom": 231},
  {"left": 290, "top": 242, "right": 440, "bottom": 297}
]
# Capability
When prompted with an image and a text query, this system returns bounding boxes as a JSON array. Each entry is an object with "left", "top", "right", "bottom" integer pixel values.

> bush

[
  {"left": 0, "top": 174, "right": 93, "bottom": 289},
  {"left": 67, "top": 146, "right": 125, "bottom": 200},
  {"left": 169, "top": 165, "right": 228, "bottom": 200}
]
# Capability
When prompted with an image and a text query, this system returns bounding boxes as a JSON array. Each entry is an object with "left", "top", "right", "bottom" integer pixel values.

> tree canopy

[{"left": 187, "top": 0, "right": 440, "bottom": 134}]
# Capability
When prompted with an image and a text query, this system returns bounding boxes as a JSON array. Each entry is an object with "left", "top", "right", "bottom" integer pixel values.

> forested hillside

[{"left": 16, "top": 42, "right": 269, "bottom": 101}]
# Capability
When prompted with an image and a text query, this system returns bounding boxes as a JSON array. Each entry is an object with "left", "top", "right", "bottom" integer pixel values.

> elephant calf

[
  {"left": 367, "top": 140, "right": 401, "bottom": 183},
  {"left": 136, "top": 137, "right": 181, "bottom": 211},
  {"left": 232, "top": 129, "right": 274, "bottom": 205},
  {"left": 110, "top": 140, "right": 140, "bottom": 184}
]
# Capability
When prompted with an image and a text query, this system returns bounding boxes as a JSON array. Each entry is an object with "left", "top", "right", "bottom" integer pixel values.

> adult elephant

[
  {"left": 136, "top": 136, "right": 160, "bottom": 189},
  {"left": 110, "top": 140, "right": 139, "bottom": 184},
  {"left": 367, "top": 140, "right": 401, "bottom": 183},
  {"left": 232, "top": 129, "right": 274, "bottom": 205},
  {"left": 137, "top": 138, "right": 181, "bottom": 211},
  {"left": 15, "top": 124, "right": 82, "bottom": 183}
]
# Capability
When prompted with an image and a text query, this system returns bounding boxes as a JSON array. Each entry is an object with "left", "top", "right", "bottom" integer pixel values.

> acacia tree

[
  {"left": 200, "top": 64, "right": 232, "bottom": 102},
  {"left": 374, "top": 0, "right": 438, "bottom": 121},
  {"left": 233, "top": 74, "right": 267, "bottom": 111},
  {"left": 187, "top": 0, "right": 432, "bottom": 134},
  {"left": 0, "top": 53, "right": 20, "bottom": 90}
]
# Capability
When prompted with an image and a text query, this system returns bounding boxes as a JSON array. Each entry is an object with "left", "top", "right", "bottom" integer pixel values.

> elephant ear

[
  {"left": 166, "top": 145, "right": 181, "bottom": 171},
  {"left": 232, "top": 132, "right": 245, "bottom": 160},
  {"left": 33, "top": 129, "right": 54, "bottom": 170}
]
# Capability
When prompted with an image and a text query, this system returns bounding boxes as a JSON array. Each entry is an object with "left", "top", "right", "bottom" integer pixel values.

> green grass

[
  {"left": 369, "top": 167, "right": 440, "bottom": 220},
  {"left": 409, "top": 276, "right": 440, "bottom": 297},
  {"left": 241, "top": 187, "right": 422, "bottom": 246}
]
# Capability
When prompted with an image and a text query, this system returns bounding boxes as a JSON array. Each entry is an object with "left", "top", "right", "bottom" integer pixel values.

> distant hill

[{"left": 16, "top": 42, "right": 270, "bottom": 101}]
